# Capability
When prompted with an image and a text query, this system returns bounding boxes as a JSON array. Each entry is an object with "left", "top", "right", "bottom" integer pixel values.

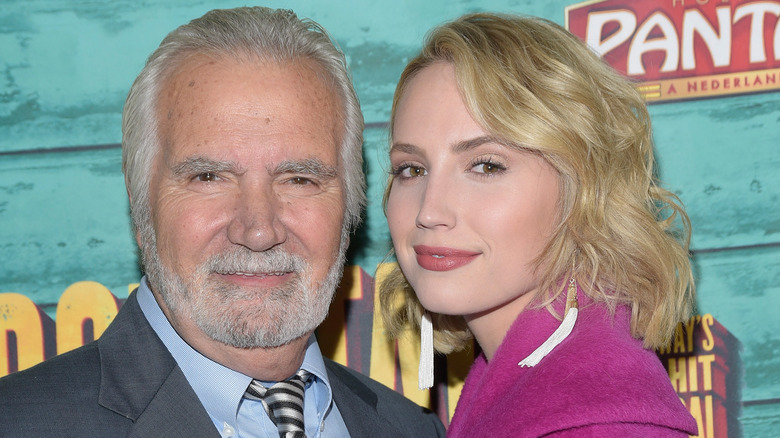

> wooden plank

[
  {"left": 694, "top": 245, "right": 780, "bottom": 402},
  {"left": 0, "top": 148, "right": 140, "bottom": 307},
  {"left": 741, "top": 402, "right": 780, "bottom": 437},
  {"left": 650, "top": 93, "right": 780, "bottom": 251}
]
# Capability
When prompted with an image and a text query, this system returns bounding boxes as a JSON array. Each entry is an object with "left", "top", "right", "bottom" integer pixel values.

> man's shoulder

[
  {"left": 0, "top": 341, "right": 128, "bottom": 435},
  {"left": 0, "top": 292, "right": 179, "bottom": 436},
  {"left": 0, "top": 291, "right": 150, "bottom": 400},
  {"left": 0, "top": 340, "right": 102, "bottom": 398}
]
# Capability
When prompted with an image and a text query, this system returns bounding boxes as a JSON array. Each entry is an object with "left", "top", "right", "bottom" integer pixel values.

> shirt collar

[{"left": 135, "top": 276, "right": 334, "bottom": 432}]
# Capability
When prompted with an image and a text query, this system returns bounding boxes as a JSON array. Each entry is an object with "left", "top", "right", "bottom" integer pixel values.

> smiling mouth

[
  {"left": 413, "top": 245, "right": 480, "bottom": 271},
  {"left": 224, "top": 271, "right": 289, "bottom": 277},
  {"left": 215, "top": 271, "right": 295, "bottom": 287}
]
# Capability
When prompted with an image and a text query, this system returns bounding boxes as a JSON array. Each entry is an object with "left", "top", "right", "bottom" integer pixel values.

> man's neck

[{"left": 185, "top": 330, "right": 311, "bottom": 381}]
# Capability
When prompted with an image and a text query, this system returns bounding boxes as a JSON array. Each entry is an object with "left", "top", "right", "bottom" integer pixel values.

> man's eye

[
  {"left": 196, "top": 172, "right": 219, "bottom": 182},
  {"left": 290, "top": 176, "right": 313, "bottom": 185}
]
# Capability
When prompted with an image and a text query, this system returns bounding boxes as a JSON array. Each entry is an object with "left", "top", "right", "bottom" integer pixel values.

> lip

[
  {"left": 413, "top": 245, "right": 480, "bottom": 271},
  {"left": 216, "top": 271, "right": 293, "bottom": 288}
]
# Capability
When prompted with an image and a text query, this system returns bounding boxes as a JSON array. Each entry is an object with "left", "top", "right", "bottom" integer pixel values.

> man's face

[{"left": 140, "top": 56, "right": 347, "bottom": 348}]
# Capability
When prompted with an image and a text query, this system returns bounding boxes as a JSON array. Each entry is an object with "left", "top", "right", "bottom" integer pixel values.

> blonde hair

[{"left": 380, "top": 13, "right": 694, "bottom": 352}]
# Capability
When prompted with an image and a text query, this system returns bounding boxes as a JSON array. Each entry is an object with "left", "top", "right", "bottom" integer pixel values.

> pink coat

[{"left": 447, "top": 291, "right": 697, "bottom": 437}]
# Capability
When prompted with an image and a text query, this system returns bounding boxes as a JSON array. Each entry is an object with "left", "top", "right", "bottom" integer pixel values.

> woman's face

[{"left": 387, "top": 63, "right": 561, "bottom": 343}]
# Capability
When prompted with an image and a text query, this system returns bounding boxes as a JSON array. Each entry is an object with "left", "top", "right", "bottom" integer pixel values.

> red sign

[
  {"left": 566, "top": 0, "right": 780, "bottom": 102},
  {"left": 658, "top": 314, "right": 741, "bottom": 438}
]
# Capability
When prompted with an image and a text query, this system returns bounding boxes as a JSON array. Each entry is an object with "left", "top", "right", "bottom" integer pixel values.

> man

[{"left": 0, "top": 7, "right": 445, "bottom": 437}]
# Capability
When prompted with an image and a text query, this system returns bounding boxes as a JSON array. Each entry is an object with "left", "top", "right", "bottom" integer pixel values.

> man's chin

[
  {"left": 194, "top": 301, "right": 321, "bottom": 349},
  {"left": 206, "top": 323, "right": 315, "bottom": 350}
]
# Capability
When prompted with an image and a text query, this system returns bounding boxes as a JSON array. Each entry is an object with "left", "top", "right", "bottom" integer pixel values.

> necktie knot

[{"left": 245, "top": 370, "right": 310, "bottom": 438}]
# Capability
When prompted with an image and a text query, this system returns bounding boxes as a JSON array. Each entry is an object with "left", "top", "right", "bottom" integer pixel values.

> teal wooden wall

[{"left": 2, "top": 0, "right": 778, "bottom": 435}]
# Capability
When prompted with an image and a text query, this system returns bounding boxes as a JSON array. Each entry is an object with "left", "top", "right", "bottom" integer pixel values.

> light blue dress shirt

[{"left": 136, "top": 277, "right": 351, "bottom": 437}]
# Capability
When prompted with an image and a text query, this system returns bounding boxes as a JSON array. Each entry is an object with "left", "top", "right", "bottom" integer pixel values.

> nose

[
  {"left": 226, "top": 182, "right": 287, "bottom": 251},
  {"left": 415, "top": 175, "right": 456, "bottom": 230}
]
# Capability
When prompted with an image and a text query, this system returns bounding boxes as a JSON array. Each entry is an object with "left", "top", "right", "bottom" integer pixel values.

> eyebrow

[
  {"left": 391, "top": 135, "right": 503, "bottom": 155},
  {"left": 170, "top": 156, "right": 339, "bottom": 180},
  {"left": 452, "top": 135, "right": 499, "bottom": 153},
  {"left": 272, "top": 157, "right": 339, "bottom": 179},
  {"left": 171, "top": 156, "right": 243, "bottom": 178}
]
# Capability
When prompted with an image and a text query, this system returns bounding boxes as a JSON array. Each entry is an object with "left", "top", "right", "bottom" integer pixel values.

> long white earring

[
  {"left": 419, "top": 312, "right": 434, "bottom": 389},
  {"left": 518, "top": 276, "right": 579, "bottom": 367}
]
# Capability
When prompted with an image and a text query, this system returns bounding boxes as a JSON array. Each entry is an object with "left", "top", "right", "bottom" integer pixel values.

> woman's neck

[{"left": 464, "top": 291, "right": 538, "bottom": 361}]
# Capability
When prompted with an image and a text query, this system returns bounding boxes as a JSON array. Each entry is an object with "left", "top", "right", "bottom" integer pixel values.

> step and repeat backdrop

[{"left": 1, "top": 0, "right": 778, "bottom": 436}]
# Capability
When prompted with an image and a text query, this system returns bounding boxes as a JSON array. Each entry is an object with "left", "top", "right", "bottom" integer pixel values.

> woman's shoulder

[
  {"left": 448, "top": 302, "right": 697, "bottom": 438},
  {"left": 531, "top": 301, "right": 676, "bottom": 403},
  {"left": 516, "top": 302, "right": 697, "bottom": 436}
]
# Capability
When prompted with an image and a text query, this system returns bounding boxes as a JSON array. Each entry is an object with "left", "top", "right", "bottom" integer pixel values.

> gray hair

[{"left": 122, "top": 6, "right": 365, "bottom": 240}]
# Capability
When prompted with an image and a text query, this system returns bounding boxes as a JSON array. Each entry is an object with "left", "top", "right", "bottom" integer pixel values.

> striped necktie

[{"left": 245, "top": 370, "right": 310, "bottom": 438}]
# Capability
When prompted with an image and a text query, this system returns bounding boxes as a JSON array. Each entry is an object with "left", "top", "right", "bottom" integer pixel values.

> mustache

[{"left": 204, "top": 247, "right": 306, "bottom": 275}]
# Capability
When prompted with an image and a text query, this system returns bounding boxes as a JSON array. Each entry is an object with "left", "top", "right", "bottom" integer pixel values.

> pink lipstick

[{"left": 413, "top": 245, "right": 480, "bottom": 271}]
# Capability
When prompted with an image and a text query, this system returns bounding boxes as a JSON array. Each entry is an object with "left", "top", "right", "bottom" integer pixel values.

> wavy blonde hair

[{"left": 380, "top": 13, "right": 695, "bottom": 352}]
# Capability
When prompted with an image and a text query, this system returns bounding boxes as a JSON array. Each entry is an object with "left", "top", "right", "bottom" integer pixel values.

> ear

[
  {"left": 125, "top": 177, "right": 133, "bottom": 204},
  {"left": 134, "top": 227, "right": 143, "bottom": 249},
  {"left": 125, "top": 176, "right": 144, "bottom": 248}
]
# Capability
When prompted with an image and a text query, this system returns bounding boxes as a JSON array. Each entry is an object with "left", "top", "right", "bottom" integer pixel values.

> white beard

[{"left": 138, "top": 218, "right": 348, "bottom": 348}]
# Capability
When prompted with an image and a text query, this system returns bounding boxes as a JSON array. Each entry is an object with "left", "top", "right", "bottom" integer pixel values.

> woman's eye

[
  {"left": 404, "top": 166, "right": 426, "bottom": 177},
  {"left": 392, "top": 164, "right": 427, "bottom": 178},
  {"left": 473, "top": 162, "right": 504, "bottom": 174}
]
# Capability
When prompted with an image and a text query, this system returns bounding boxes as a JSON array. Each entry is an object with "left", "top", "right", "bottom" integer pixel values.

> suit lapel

[
  {"left": 128, "top": 366, "right": 220, "bottom": 438},
  {"left": 96, "top": 292, "right": 220, "bottom": 437},
  {"left": 325, "top": 360, "right": 406, "bottom": 438}
]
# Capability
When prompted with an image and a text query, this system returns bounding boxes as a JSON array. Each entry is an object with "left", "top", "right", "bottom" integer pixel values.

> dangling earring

[
  {"left": 518, "top": 275, "right": 579, "bottom": 367},
  {"left": 419, "top": 311, "right": 434, "bottom": 389}
]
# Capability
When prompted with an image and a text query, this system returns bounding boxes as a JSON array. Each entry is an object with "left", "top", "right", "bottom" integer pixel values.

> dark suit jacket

[{"left": 0, "top": 292, "right": 445, "bottom": 437}]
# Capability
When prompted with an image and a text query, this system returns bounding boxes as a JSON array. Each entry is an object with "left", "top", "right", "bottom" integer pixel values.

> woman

[{"left": 380, "top": 13, "right": 698, "bottom": 437}]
